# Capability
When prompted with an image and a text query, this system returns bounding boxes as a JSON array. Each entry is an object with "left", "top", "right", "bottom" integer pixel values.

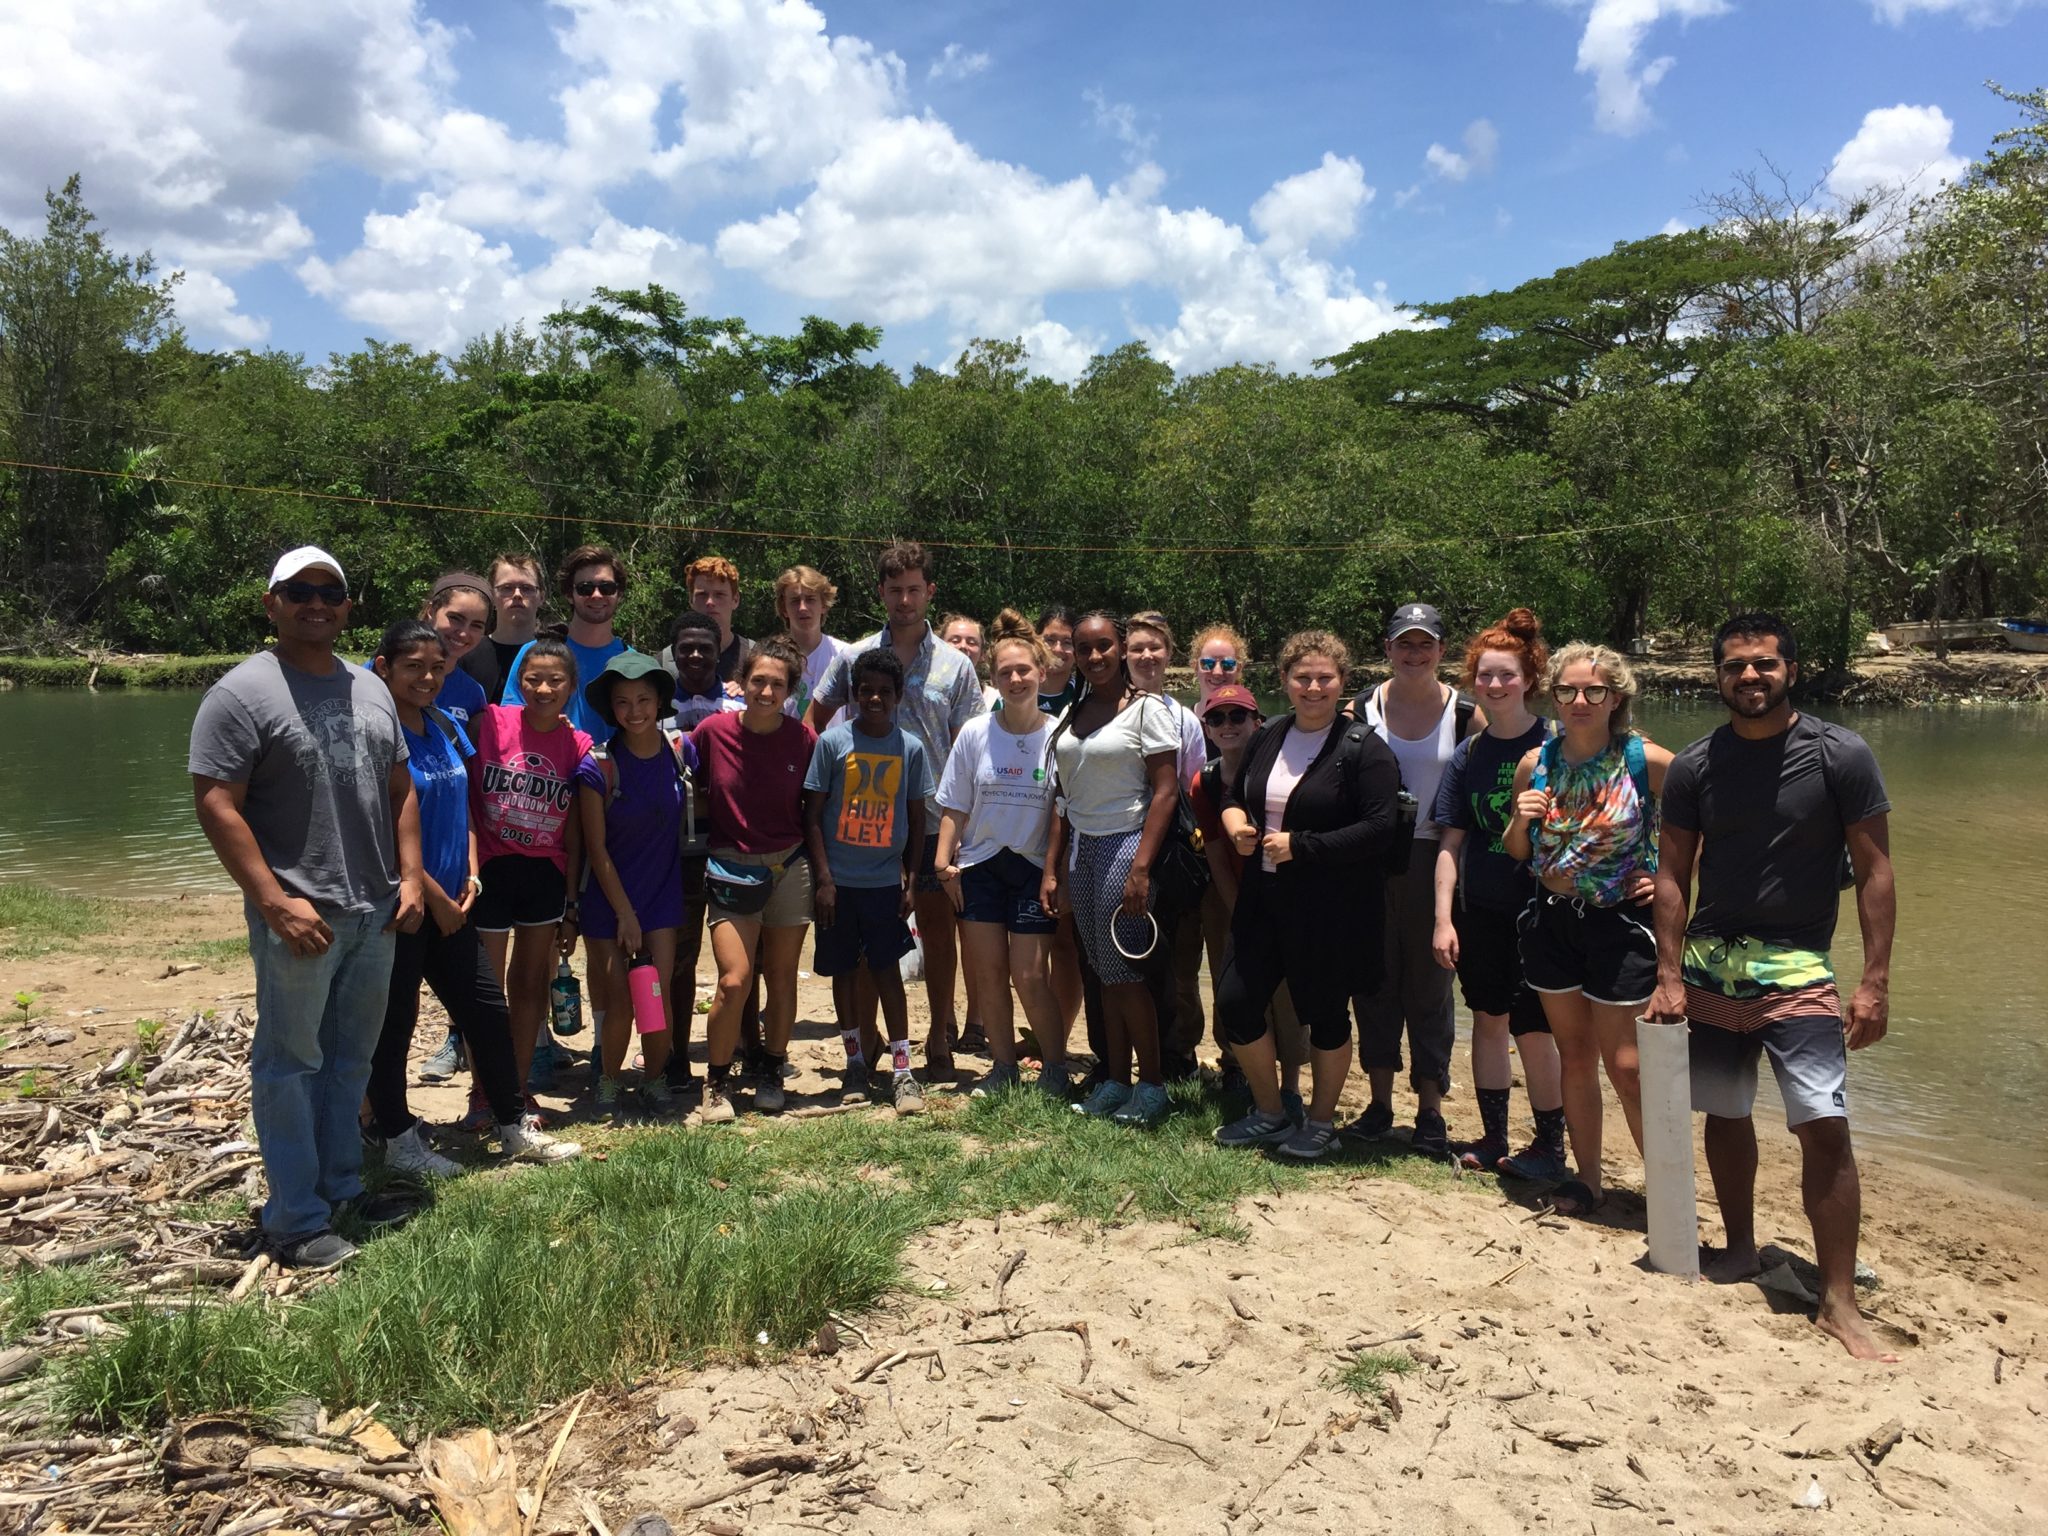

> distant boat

[
  {"left": 1998, "top": 618, "right": 2048, "bottom": 654},
  {"left": 1880, "top": 618, "right": 2002, "bottom": 648}
]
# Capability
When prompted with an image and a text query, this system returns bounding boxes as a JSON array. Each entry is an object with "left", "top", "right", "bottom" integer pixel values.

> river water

[{"left": 0, "top": 689, "right": 2041, "bottom": 1201}]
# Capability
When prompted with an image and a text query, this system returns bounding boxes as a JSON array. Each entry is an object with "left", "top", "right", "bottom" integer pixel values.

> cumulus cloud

[
  {"left": 1573, "top": 0, "right": 1731, "bottom": 136},
  {"left": 928, "top": 42, "right": 990, "bottom": 81},
  {"left": 171, "top": 269, "right": 271, "bottom": 348},
  {"left": 1423, "top": 118, "right": 1500, "bottom": 183},
  {"left": 1868, "top": 0, "right": 2042, "bottom": 20},
  {"left": 1826, "top": 103, "right": 1970, "bottom": 204},
  {"left": 1249, "top": 153, "right": 1372, "bottom": 250}
]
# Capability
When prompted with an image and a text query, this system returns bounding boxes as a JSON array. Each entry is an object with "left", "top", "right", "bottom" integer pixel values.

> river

[{"left": 0, "top": 687, "right": 2041, "bottom": 1202}]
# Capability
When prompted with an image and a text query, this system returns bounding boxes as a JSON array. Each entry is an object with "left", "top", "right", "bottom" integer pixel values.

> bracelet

[{"left": 466, "top": 874, "right": 484, "bottom": 894}]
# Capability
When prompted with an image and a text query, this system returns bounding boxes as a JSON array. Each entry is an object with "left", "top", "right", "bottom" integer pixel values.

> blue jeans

[{"left": 247, "top": 903, "right": 395, "bottom": 1242}]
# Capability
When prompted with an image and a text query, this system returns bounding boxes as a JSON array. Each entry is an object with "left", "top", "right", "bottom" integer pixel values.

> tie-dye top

[{"left": 1529, "top": 735, "right": 1658, "bottom": 908}]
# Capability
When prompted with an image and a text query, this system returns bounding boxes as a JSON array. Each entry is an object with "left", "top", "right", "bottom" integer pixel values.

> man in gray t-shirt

[{"left": 190, "top": 546, "right": 423, "bottom": 1272}]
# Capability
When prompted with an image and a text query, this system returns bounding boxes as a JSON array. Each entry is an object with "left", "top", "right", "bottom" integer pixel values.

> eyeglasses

[
  {"left": 1551, "top": 684, "right": 1612, "bottom": 704},
  {"left": 1717, "top": 657, "right": 1784, "bottom": 677},
  {"left": 574, "top": 579, "right": 620, "bottom": 597},
  {"left": 1204, "top": 708, "right": 1254, "bottom": 726},
  {"left": 494, "top": 581, "right": 539, "bottom": 598},
  {"left": 275, "top": 580, "right": 348, "bottom": 606},
  {"left": 1198, "top": 656, "right": 1241, "bottom": 673}
]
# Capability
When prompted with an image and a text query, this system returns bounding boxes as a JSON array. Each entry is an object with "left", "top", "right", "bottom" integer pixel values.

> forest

[{"left": 2, "top": 86, "right": 2043, "bottom": 678}]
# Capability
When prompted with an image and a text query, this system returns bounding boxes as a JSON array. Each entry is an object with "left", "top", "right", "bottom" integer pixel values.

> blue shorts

[
  {"left": 812, "top": 884, "right": 914, "bottom": 978},
  {"left": 958, "top": 848, "right": 1056, "bottom": 935}
]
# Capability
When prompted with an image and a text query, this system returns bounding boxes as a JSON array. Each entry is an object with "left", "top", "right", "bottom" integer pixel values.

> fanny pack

[{"left": 705, "top": 856, "right": 775, "bottom": 915}]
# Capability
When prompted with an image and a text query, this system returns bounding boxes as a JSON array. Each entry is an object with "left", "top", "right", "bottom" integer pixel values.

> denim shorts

[{"left": 958, "top": 848, "right": 1056, "bottom": 935}]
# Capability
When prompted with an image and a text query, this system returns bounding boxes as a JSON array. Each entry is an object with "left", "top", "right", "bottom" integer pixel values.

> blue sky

[{"left": 2, "top": 0, "right": 2040, "bottom": 379}]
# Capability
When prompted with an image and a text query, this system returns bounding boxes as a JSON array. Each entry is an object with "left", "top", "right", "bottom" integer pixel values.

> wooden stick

[
  {"left": 1488, "top": 1258, "right": 1533, "bottom": 1287},
  {"left": 1232, "top": 1430, "right": 1316, "bottom": 1523},
  {"left": 992, "top": 1249, "right": 1026, "bottom": 1314},
  {"left": 227, "top": 1253, "right": 271, "bottom": 1302},
  {"left": 674, "top": 1469, "right": 778, "bottom": 1513},
  {"left": 522, "top": 1386, "right": 590, "bottom": 1536},
  {"left": 31, "top": 1233, "right": 140, "bottom": 1269},
  {"left": 852, "top": 1347, "right": 942, "bottom": 1383},
  {"left": 0, "top": 1152, "right": 131, "bottom": 1202},
  {"left": 1054, "top": 1384, "right": 1215, "bottom": 1466}
]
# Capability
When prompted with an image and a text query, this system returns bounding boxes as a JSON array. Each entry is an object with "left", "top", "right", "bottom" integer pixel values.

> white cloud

[
  {"left": 1423, "top": 118, "right": 1500, "bottom": 182},
  {"left": 171, "top": 269, "right": 270, "bottom": 347},
  {"left": 1249, "top": 153, "right": 1372, "bottom": 251},
  {"left": 1394, "top": 183, "right": 1425, "bottom": 210},
  {"left": 1573, "top": 0, "right": 1731, "bottom": 136},
  {"left": 928, "top": 42, "right": 990, "bottom": 82},
  {"left": 1868, "top": 0, "right": 2042, "bottom": 21},
  {"left": 1826, "top": 103, "right": 1970, "bottom": 204},
  {"left": 1016, "top": 319, "right": 1105, "bottom": 383},
  {"left": 1659, "top": 215, "right": 1691, "bottom": 235},
  {"left": 1086, "top": 88, "right": 1156, "bottom": 163}
]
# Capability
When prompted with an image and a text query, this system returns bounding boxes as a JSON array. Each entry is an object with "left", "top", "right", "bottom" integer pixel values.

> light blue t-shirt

[
  {"left": 355, "top": 657, "right": 485, "bottom": 730},
  {"left": 503, "top": 636, "right": 629, "bottom": 737},
  {"left": 404, "top": 711, "right": 474, "bottom": 897},
  {"left": 803, "top": 722, "right": 929, "bottom": 889}
]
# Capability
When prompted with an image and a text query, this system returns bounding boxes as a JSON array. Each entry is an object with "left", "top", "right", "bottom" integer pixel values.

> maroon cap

[{"left": 1201, "top": 684, "right": 1260, "bottom": 719}]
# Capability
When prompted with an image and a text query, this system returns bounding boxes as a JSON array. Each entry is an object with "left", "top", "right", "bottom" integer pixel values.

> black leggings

[
  {"left": 1217, "top": 876, "right": 1357, "bottom": 1053},
  {"left": 369, "top": 920, "right": 523, "bottom": 1136}
]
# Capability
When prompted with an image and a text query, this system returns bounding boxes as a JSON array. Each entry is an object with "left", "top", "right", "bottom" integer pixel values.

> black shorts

[
  {"left": 473, "top": 855, "right": 566, "bottom": 932},
  {"left": 958, "top": 848, "right": 1057, "bottom": 934},
  {"left": 1517, "top": 893, "right": 1656, "bottom": 1008},
  {"left": 813, "top": 884, "right": 915, "bottom": 978},
  {"left": 1454, "top": 903, "right": 1550, "bottom": 1035}
]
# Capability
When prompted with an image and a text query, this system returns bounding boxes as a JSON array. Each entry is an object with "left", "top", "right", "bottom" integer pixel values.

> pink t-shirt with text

[{"left": 467, "top": 703, "right": 594, "bottom": 872}]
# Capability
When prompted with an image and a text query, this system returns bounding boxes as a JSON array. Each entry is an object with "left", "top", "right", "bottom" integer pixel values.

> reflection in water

[{"left": 0, "top": 690, "right": 2041, "bottom": 1200}]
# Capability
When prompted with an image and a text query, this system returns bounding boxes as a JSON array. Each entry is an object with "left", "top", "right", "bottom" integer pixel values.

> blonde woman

[{"left": 1504, "top": 643, "right": 1672, "bottom": 1217}]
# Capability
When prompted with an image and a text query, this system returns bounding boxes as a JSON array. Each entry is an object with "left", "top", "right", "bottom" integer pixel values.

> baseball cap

[
  {"left": 1201, "top": 683, "right": 1261, "bottom": 719},
  {"left": 1387, "top": 602, "right": 1443, "bottom": 641},
  {"left": 270, "top": 546, "right": 347, "bottom": 589}
]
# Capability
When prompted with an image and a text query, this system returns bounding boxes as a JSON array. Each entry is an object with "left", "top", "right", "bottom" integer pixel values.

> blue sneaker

[
  {"left": 419, "top": 1029, "right": 462, "bottom": 1083},
  {"left": 1075, "top": 1080, "right": 1131, "bottom": 1118},
  {"left": 526, "top": 1033, "right": 559, "bottom": 1093},
  {"left": 1111, "top": 1081, "right": 1171, "bottom": 1127}
]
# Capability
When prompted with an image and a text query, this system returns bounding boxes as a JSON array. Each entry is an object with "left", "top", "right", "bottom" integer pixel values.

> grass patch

[
  {"left": 51, "top": 1085, "right": 1468, "bottom": 1433},
  {"left": 1, "top": 1259, "right": 124, "bottom": 1345},
  {"left": 0, "top": 882, "right": 113, "bottom": 958},
  {"left": 0, "top": 655, "right": 244, "bottom": 689},
  {"left": 1331, "top": 1348, "right": 1419, "bottom": 1404},
  {"left": 170, "top": 938, "right": 249, "bottom": 969}
]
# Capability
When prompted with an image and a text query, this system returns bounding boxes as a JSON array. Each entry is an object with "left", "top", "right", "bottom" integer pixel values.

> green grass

[
  {"left": 52, "top": 1083, "right": 1463, "bottom": 1434},
  {"left": 1, "top": 1259, "right": 124, "bottom": 1345},
  {"left": 0, "top": 655, "right": 244, "bottom": 689},
  {"left": 170, "top": 938, "right": 249, "bottom": 969},
  {"left": 1331, "top": 1348, "right": 1419, "bottom": 1404},
  {"left": 0, "top": 883, "right": 113, "bottom": 959}
]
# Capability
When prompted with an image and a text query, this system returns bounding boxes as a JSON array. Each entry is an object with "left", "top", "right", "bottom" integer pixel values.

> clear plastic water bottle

[{"left": 549, "top": 959, "right": 583, "bottom": 1036}]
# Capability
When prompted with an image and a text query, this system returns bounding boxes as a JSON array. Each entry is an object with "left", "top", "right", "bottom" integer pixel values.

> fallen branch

[
  {"left": 1055, "top": 1384, "right": 1214, "bottom": 1467},
  {"left": 675, "top": 1468, "right": 779, "bottom": 1513},
  {"left": 1346, "top": 1329, "right": 1421, "bottom": 1351},
  {"left": 1231, "top": 1430, "right": 1316, "bottom": 1522},
  {"left": 0, "top": 1152, "right": 132, "bottom": 1201},
  {"left": 955, "top": 1321, "right": 1092, "bottom": 1381},
  {"left": 991, "top": 1249, "right": 1026, "bottom": 1315},
  {"left": 1488, "top": 1258, "right": 1533, "bottom": 1288},
  {"left": 851, "top": 1347, "right": 943, "bottom": 1383},
  {"left": 31, "top": 1232, "right": 141, "bottom": 1269}
]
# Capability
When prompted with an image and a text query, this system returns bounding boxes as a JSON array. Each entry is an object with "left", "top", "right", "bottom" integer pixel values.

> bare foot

[
  {"left": 1699, "top": 1243, "right": 1761, "bottom": 1283},
  {"left": 1815, "top": 1295, "right": 1901, "bottom": 1363}
]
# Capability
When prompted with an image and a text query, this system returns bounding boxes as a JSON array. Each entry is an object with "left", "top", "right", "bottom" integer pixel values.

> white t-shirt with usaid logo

[{"left": 935, "top": 712, "right": 1054, "bottom": 868}]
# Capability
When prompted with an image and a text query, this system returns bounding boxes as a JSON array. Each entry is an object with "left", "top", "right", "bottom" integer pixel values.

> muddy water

[{"left": 0, "top": 689, "right": 2041, "bottom": 1200}]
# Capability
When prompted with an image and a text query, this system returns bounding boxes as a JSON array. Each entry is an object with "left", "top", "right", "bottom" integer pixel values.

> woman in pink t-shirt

[{"left": 467, "top": 639, "right": 593, "bottom": 1112}]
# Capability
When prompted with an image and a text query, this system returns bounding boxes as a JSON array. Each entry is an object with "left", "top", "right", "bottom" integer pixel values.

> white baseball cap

[{"left": 269, "top": 545, "right": 347, "bottom": 589}]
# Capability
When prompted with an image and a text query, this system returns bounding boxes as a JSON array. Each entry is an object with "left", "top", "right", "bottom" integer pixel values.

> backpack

[
  {"left": 1530, "top": 731, "right": 1657, "bottom": 874},
  {"left": 1811, "top": 720, "right": 1863, "bottom": 891},
  {"left": 592, "top": 727, "right": 708, "bottom": 859},
  {"left": 1356, "top": 685, "right": 1476, "bottom": 876},
  {"left": 1048, "top": 692, "right": 1208, "bottom": 917},
  {"left": 422, "top": 705, "right": 462, "bottom": 748}
]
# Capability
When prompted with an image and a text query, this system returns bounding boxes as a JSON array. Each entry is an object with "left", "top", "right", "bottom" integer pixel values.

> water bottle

[
  {"left": 627, "top": 951, "right": 666, "bottom": 1035},
  {"left": 549, "top": 960, "right": 583, "bottom": 1036}
]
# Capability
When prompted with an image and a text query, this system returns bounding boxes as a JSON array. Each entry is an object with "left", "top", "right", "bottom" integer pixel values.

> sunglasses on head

[
  {"left": 574, "top": 579, "right": 620, "bottom": 596},
  {"left": 274, "top": 579, "right": 348, "bottom": 606},
  {"left": 1204, "top": 707, "right": 1254, "bottom": 726},
  {"left": 1198, "top": 656, "right": 1240, "bottom": 672},
  {"left": 1551, "top": 684, "right": 1612, "bottom": 704}
]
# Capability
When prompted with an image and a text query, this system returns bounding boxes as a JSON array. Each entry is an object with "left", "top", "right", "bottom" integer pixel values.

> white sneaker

[
  {"left": 501, "top": 1120, "right": 581, "bottom": 1163},
  {"left": 385, "top": 1123, "right": 461, "bottom": 1178}
]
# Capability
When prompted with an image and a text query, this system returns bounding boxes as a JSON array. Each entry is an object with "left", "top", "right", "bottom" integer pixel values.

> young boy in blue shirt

[{"left": 804, "top": 650, "right": 929, "bottom": 1115}]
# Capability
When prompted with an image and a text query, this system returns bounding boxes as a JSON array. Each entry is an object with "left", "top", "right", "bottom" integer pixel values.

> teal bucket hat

[{"left": 583, "top": 651, "right": 676, "bottom": 727}]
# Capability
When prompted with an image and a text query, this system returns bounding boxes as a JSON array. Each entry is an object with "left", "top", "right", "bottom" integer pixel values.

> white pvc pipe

[{"left": 1635, "top": 1015, "right": 1700, "bottom": 1279}]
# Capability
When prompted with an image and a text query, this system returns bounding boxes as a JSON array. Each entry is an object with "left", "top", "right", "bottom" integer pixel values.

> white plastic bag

[{"left": 898, "top": 923, "right": 926, "bottom": 983}]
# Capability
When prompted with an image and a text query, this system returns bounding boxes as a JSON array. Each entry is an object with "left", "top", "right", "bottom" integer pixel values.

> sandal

[{"left": 1549, "top": 1179, "right": 1605, "bottom": 1217}]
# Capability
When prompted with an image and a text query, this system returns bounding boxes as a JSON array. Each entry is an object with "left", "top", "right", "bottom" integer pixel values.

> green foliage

[
  {"left": 0, "top": 882, "right": 110, "bottom": 957},
  {"left": 0, "top": 1258, "right": 124, "bottom": 1345},
  {"left": 1331, "top": 1348, "right": 1419, "bottom": 1404}
]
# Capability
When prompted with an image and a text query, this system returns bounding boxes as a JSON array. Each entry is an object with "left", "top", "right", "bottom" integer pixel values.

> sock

[
  {"left": 1477, "top": 1088, "right": 1511, "bottom": 1145},
  {"left": 840, "top": 1029, "right": 864, "bottom": 1065},
  {"left": 1533, "top": 1104, "right": 1567, "bottom": 1155},
  {"left": 890, "top": 1039, "right": 912, "bottom": 1074},
  {"left": 764, "top": 1053, "right": 787, "bottom": 1080},
  {"left": 709, "top": 1061, "right": 732, "bottom": 1089}
]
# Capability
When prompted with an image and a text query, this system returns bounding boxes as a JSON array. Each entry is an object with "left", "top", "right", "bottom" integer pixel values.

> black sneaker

[
  {"left": 1344, "top": 1100, "right": 1395, "bottom": 1140},
  {"left": 336, "top": 1191, "right": 419, "bottom": 1229},
  {"left": 1409, "top": 1108, "right": 1452, "bottom": 1160},
  {"left": 273, "top": 1230, "right": 357, "bottom": 1271}
]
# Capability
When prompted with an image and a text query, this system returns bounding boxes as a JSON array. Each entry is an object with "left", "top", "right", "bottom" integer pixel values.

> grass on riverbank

[
  {"left": 52, "top": 1086, "right": 1459, "bottom": 1433},
  {"left": 0, "top": 655, "right": 244, "bottom": 689},
  {"left": 0, "top": 882, "right": 113, "bottom": 960}
]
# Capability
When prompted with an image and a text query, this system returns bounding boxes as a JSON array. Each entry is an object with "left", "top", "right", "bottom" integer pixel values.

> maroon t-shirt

[{"left": 689, "top": 711, "right": 816, "bottom": 853}]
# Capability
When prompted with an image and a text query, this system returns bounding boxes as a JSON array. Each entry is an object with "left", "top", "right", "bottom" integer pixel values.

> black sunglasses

[
  {"left": 275, "top": 580, "right": 348, "bottom": 606},
  {"left": 1204, "top": 707, "right": 1254, "bottom": 726},
  {"left": 575, "top": 579, "right": 621, "bottom": 596}
]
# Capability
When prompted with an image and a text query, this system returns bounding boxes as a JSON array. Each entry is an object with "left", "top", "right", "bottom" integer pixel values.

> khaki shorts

[{"left": 707, "top": 845, "right": 815, "bottom": 930}]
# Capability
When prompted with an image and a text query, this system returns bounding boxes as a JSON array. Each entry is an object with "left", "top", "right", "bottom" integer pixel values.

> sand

[{"left": 6, "top": 896, "right": 2046, "bottom": 1534}]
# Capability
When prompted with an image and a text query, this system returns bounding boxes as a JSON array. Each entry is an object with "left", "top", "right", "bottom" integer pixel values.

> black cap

[{"left": 1387, "top": 602, "right": 1444, "bottom": 642}]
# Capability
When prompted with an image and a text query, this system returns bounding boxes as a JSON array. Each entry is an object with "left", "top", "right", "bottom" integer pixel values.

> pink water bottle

[{"left": 627, "top": 951, "right": 666, "bottom": 1035}]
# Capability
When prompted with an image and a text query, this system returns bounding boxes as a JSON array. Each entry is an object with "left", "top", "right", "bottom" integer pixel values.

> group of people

[{"left": 189, "top": 536, "right": 1897, "bottom": 1361}]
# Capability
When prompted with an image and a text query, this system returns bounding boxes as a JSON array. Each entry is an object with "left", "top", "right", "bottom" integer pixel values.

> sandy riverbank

[{"left": 5, "top": 895, "right": 2046, "bottom": 1533}]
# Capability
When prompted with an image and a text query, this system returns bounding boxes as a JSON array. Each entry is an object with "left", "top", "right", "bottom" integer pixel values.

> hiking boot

[
  {"left": 753, "top": 1069, "right": 786, "bottom": 1114},
  {"left": 273, "top": 1230, "right": 357, "bottom": 1272},
  {"left": 892, "top": 1072, "right": 925, "bottom": 1116},
  {"left": 1344, "top": 1100, "right": 1395, "bottom": 1140},
  {"left": 971, "top": 1061, "right": 1022, "bottom": 1097},
  {"left": 501, "top": 1119, "right": 580, "bottom": 1163},
  {"left": 1276, "top": 1119, "right": 1341, "bottom": 1160},
  {"left": 1215, "top": 1108, "right": 1293, "bottom": 1149},
  {"left": 1111, "top": 1081, "right": 1171, "bottom": 1127},
  {"left": 698, "top": 1081, "right": 737, "bottom": 1124},
  {"left": 384, "top": 1123, "right": 461, "bottom": 1179},
  {"left": 1409, "top": 1108, "right": 1452, "bottom": 1161},
  {"left": 419, "top": 1029, "right": 462, "bottom": 1083},
  {"left": 1077, "top": 1080, "right": 1131, "bottom": 1118}
]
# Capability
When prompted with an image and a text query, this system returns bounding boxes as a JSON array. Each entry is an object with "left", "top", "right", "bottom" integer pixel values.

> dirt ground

[{"left": 6, "top": 898, "right": 2047, "bottom": 1534}]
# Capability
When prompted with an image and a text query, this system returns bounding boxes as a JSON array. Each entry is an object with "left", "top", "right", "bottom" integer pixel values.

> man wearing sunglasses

[
  {"left": 1649, "top": 612, "right": 1898, "bottom": 1363},
  {"left": 189, "top": 546, "right": 426, "bottom": 1272},
  {"left": 504, "top": 544, "right": 631, "bottom": 736}
]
